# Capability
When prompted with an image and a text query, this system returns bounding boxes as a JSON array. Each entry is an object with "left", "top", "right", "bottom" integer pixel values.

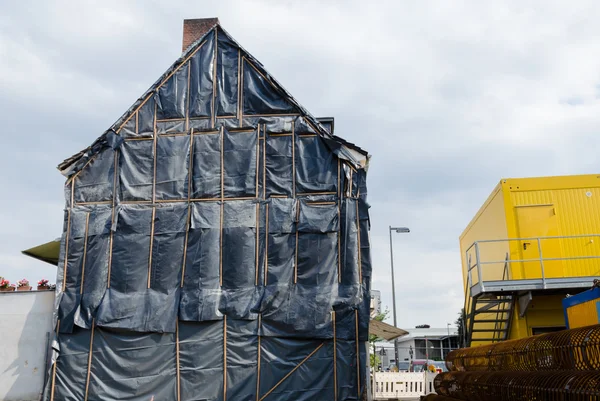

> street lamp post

[
  {"left": 389, "top": 226, "right": 410, "bottom": 368},
  {"left": 447, "top": 323, "right": 451, "bottom": 354}
]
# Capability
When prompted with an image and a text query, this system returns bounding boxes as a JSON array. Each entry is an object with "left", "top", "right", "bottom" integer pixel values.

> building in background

[
  {"left": 460, "top": 175, "right": 600, "bottom": 347},
  {"left": 373, "top": 326, "right": 459, "bottom": 368},
  {"left": 371, "top": 289, "right": 382, "bottom": 317},
  {"left": 0, "top": 291, "right": 54, "bottom": 401}
]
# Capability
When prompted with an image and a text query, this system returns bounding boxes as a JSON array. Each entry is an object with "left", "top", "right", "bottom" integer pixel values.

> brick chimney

[{"left": 182, "top": 18, "right": 219, "bottom": 53}]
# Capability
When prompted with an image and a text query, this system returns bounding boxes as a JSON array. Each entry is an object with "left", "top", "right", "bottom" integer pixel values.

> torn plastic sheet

[{"left": 47, "top": 22, "right": 371, "bottom": 401}]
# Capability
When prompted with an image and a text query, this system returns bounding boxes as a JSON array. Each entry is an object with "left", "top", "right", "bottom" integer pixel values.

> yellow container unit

[{"left": 460, "top": 174, "right": 600, "bottom": 347}]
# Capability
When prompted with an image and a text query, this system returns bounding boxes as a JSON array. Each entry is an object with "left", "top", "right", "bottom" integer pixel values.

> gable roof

[{"left": 58, "top": 23, "right": 369, "bottom": 178}]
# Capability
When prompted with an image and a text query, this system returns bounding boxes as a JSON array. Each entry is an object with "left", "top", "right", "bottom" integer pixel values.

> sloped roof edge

[
  {"left": 58, "top": 23, "right": 368, "bottom": 178},
  {"left": 369, "top": 319, "right": 409, "bottom": 341},
  {"left": 22, "top": 239, "right": 61, "bottom": 266}
]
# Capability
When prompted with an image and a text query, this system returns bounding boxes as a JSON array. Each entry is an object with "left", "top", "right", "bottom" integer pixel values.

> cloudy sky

[{"left": 2, "top": 0, "right": 600, "bottom": 329}]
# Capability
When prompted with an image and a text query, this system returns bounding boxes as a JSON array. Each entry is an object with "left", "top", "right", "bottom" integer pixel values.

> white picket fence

[{"left": 372, "top": 372, "right": 437, "bottom": 400}]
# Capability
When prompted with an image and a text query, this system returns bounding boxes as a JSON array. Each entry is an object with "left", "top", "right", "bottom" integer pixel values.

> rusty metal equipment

[
  {"left": 446, "top": 324, "right": 600, "bottom": 372},
  {"left": 433, "top": 370, "right": 600, "bottom": 401}
]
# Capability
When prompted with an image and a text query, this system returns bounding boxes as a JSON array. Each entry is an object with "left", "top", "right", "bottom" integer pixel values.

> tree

[
  {"left": 370, "top": 352, "right": 381, "bottom": 369},
  {"left": 455, "top": 308, "right": 465, "bottom": 348},
  {"left": 369, "top": 308, "right": 389, "bottom": 368}
]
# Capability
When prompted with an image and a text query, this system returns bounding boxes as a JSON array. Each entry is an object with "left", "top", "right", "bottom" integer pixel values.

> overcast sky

[{"left": 2, "top": 0, "right": 600, "bottom": 329}]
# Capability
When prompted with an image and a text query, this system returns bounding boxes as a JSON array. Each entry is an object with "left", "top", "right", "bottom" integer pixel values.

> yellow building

[{"left": 459, "top": 174, "right": 600, "bottom": 346}]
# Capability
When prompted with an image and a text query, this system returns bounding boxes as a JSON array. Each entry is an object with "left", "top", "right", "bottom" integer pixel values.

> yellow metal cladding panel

[
  {"left": 505, "top": 176, "right": 600, "bottom": 279},
  {"left": 567, "top": 299, "right": 600, "bottom": 329},
  {"left": 510, "top": 189, "right": 554, "bottom": 206},
  {"left": 507, "top": 295, "right": 566, "bottom": 340},
  {"left": 459, "top": 184, "right": 509, "bottom": 290},
  {"left": 502, "top": 174, "right": 600, "bottom": 192}
]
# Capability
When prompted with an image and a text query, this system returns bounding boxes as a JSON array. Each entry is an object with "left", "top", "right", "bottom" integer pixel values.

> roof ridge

[{"left": 58, "top": 23, "right": 368, "bottom": 177}]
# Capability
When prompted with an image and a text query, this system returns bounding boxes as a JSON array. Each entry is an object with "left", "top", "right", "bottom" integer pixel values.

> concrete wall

[{"left": 0, "top": 291, "right": 54, "bottom": 401}]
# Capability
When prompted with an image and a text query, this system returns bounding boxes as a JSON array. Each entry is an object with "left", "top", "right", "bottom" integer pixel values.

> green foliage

[
  {"left": 370, "top": 352, "right": 381, "bottom": 368},
  {"left": 369, "top": 308, "right": 390, "bottom": 368},
  {"left": 455, "top": 308, "right": 465, "bottom": 347}
]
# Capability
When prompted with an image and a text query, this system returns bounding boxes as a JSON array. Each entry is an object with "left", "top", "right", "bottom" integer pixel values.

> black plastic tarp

[{"left": 46, "top": 22, "right": 371, "bottom": 401}]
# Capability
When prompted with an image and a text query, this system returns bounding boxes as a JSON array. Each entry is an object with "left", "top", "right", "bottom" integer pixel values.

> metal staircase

[
  {"left": 462, "top": 254, "right": 515, "bottom": 347},
  {"left": 467, "top": 294, "right": 514, "bottom": 345},
  {"left": 461, "top": 234, "right": 600, "bottom": 348}
]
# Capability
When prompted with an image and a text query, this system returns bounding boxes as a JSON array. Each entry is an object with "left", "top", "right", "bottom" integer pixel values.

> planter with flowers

[
  {"left": 37, "top": 279, "right": 50, "bottom": 291},
  {"left": 17, "top": 279, "right": 31, "bottom": 292},
  {"left": 0, "top": 278, "right": 15, "bottom": 292}
]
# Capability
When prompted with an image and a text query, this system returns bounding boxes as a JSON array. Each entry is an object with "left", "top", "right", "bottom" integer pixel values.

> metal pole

[
  {"left": 447, "top": 323, "right": 451, "bottom": 357},
  {"left": 537, "top": 238, "right": 546, "bottom": 289},
  {"left": 475, "top": 242, "right": 485, "bottom": 292},
  {"left": 389, "top": 226, "right": 399, "bottom": 368}
]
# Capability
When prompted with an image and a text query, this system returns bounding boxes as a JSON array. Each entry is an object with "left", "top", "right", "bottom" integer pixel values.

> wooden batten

[
  {"left": 83, "top": 319, "right": 95, "bottom": 401},
  {"left": 264, "top": 203, "right": 269, "bottom": 286},
  {"left": 337, "top": 158, "right": 341, "bottom": 283},
  {"left": 79, "top": 212, "right": 91, "bottom": 295},
  {"left": 291, "top": 121, "right": 296, "bottom": 198},
  {"left": 262, "top": 125, "right": 266, "bottom": 199},
  {"left": 333, "top": 311, "right": 337, "bottom": 401},
  {"left": 237, "top": 49, "right": 244, "bottom": 127},
  {"left": 176, "top": 319, "right": 181, "bottom": 401},
  {"left": 223, "top": 316, "right": 227, "bottom": 401},
  {"left": 356, "top": 201, "right": 362, "bottom": 284},
  {"left": 355, "top": 310, "right": 360, "bottom": 398},
  {"left": 212, "top": 29, "right": 218, "bottom": 129},
  {"left": 219, "top": 126, "right": 224, "bottom": 287},
  {"left": 158, "top": 39, "right": 207, "bottom": 89},
  {"left": 296, "top": 192, "right": 337, "bottom": 197},
  {"left": 180, "top": 205, "right": 192, "bottom": 288},
  {"left": 255, "top": 125, "right": 260, "bottom": 198},
  {"left": 156, "top": 118, "right": 186, "bottom": 123},
  {"left": 258, "top": 343, "right": 324, "bottom": 401},
  {"left": 147, "top": 207, "right": 156, "bottom": 289},
  {"left": 255, "top": 203, "right": 259, "bottom": 286},
  {"left": 256, "top": 314, "right": 262, "bottom": 401},
  {"left": 107, "top": 151, "right": 118, "bottom": 288},
  {"left": 62, "top": 209, "right": 72, "bottom": 292}
]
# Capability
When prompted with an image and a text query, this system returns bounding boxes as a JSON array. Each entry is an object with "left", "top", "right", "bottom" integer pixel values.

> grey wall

[{"left": 0, "top": 291, "right": 54, "bottom": 401}]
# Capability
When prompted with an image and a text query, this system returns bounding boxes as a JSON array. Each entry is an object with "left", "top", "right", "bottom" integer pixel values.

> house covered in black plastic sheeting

[{"left": 45, "top": 18, "right": 371, "bottom": 401}]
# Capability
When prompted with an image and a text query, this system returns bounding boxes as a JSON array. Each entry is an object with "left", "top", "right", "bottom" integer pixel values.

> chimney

[{"left": 182, "top": 18, "right": 219, "bottom": 53}]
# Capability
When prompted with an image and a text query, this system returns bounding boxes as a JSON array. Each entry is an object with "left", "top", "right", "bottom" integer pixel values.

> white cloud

[{"left": 1, "top": 0, "right": 600, "bottom": 328}]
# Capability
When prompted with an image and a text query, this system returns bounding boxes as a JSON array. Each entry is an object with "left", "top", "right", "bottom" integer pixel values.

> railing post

[
  {"left": 467, "top": 252, "right": 472, "bottom": 289},
  {"left": 537, "top": 238, "right": 546, "bottom": 289},
  {"left": 475, "top": 242, "right": 485, "bottom": 292}
]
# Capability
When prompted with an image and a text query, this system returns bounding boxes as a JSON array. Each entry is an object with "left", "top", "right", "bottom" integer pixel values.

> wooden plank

[
  {"left": 333, "top": 311, "right": 337, "bottom": 401},
  {"left": 61, "top": 208, "right": 72, "bottom": 292},
  {"left": 79, "top": 212, "right": 90, "bottom": 294},
  {"left": 147, "top": 207, "right": 156, "bottom": 288},
  {"left": 264, "top": 203, "right": 269, "bottom": 286},
  {"left": 176, "top": 320, "right": 181, "bottom": 401},
  {"left": 258, "top": 343, "right": 324, "bottom": 401},
  {"left": 223, "top": 316, "right": 227, "bottom": 401},
  {"left": 83, "top": 319, "right": 95, "bottom": 401}
]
